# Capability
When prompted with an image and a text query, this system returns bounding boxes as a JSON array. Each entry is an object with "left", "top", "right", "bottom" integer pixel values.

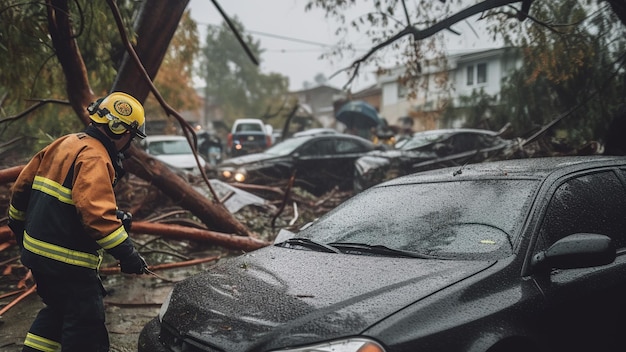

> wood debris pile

[{"left": 0, "top": 171, "right": 354, "bottom": 319}]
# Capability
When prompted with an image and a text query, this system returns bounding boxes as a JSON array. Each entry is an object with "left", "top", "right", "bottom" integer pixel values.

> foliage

[
  {"left": 0, "top": 1, "right": 203, "bottom": 155},
  {"left": 197, "top": 17, "right": 291, "bottom": 130},
  {"left": 443, "top": 1, "right": 625, "bottom": 145},
  {"left": 143, "top": 11, "right": 202, "bottom": 122},
  {"left": 0, "top": 0, "right": 137, "bottom": 149}
]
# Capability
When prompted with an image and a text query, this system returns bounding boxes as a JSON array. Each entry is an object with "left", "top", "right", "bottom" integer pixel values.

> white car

[{"left": 140, "top": 135, "right": 206, "bottom": 175}]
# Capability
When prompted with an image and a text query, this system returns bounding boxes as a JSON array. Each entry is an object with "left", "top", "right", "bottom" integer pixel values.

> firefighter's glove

[
  {"left": 116, "top": 210, "right": 133, "bottom": 232},
  {"left": 120, "top": 251, "right": 148, "bottom": 275}
]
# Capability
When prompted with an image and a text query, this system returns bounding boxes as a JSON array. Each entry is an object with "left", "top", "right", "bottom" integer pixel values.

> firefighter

[{"left": 7, "top": 91, "right": 149, "bottom": 352}]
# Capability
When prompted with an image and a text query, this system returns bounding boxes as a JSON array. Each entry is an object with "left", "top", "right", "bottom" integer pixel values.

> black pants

[{"left": 22, "top": 271, "right": 109, "bottom": 352}]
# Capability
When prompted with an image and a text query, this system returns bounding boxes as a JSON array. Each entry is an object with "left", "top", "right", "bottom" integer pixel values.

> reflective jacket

[{"left": 8, "top": 126, "right": 136, "bottom": 279}]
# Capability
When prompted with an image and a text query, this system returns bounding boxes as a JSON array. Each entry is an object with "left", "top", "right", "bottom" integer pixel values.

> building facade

[{"left": 377, "top": 47, "right": 522, "bottom": 132}]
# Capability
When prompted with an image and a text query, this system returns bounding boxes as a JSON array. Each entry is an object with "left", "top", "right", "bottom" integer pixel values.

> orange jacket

[{"left": 8, "top": 126, "right": 136, "bottom": 278}]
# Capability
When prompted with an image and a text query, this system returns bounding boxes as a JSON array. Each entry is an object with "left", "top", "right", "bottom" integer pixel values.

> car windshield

[
  {"left": 148, "top": 139, "right": 193, "bottom": 155},
  {"left": 263, "top": 136, "right": 312, "bottom": 156},
  {"left": 297, "top": 179, "right": 539, "bottom": 260},
  {"left": 400, "top": 132, "right": 450, "bottom": 150}
]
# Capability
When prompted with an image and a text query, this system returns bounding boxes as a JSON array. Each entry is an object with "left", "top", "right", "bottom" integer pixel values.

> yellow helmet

[{"left": 88, "top": 92, "right": 146, "bottom": 139}]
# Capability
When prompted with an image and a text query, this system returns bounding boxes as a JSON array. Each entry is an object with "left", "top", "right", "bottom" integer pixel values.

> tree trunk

[
  {"left": 38, "top": 0, "right": 259, "bottom": 239},
  {"left": 130, "top": 221, "right": 269, "bottom": 252},
  {"left": 123, "top": 147, "right": 255, "bottom": 236}
]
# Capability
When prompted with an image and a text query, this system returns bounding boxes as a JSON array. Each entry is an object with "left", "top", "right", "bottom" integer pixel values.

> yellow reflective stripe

[
  {"left": 24, "top": 332, "right": 61, "bottom": 352},
  {"left": 23, "top": 232, "right": 101, "bottom": 269},
  {"left": 96, "top": 225, "right": 128, "bottom": 249},
  {"left": 9, "top": 204, "right": 25, "bottom": 221},
  {"left": 32, "top": 175, "right": 74, "bottom": 205}
]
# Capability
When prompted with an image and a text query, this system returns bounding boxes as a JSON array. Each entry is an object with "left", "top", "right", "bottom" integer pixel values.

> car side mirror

[{"left": 531, "top": 233, "right": 615, "bottom": 271}]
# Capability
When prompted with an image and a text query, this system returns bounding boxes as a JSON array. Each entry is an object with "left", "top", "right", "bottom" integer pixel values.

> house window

[
  {"left": 477, "top": 63, "right": 487, "bottom": 84},
  {"left": 466, "top": 66, "right": 474, "bottom": 85},
  {"left": 398, "top": 83, "right": 408, "bottom": 98}
]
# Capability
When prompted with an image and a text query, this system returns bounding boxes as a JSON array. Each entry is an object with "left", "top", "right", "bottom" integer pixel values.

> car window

[
  {"left": 264, "top": 136, "right": 311, "bottom": 156},
  {"left": 298, "top": 179, "right": 539, "bottom": 260},
  {"left": 536, "top": 171, "right": 626, "bottom": 251},
  {"left": 401, "top": 132, "right": 448, "bottom": 150},
  {"left": 299, "top": 139, "right": 333, "bottom": 156},
  {"left": 148, "top": 140, "right": 193, "bottom": 155},
  {"left": 450, "top": 133, "right": 479, "bottom": 153},
  {"left": 236, "top": 123, "right": 263, "bottom": 132},
  {"left": 336, "top": 139, "right": 365, "bottom": 153}
]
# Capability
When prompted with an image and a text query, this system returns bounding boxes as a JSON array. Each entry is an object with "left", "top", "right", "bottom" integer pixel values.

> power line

[{"left": 197, "top": 22, "right": 334, "bottom": 48}]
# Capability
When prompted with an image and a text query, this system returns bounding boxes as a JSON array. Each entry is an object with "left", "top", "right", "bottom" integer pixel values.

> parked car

[
  {"left": 217, "top": 133, "right": 378, "bottom": 195},
  {"left": 354, "top": 128, "right": 517, "bottom": 191},
  {"left": 292, "top": 127, "right": 338, "bottom": 137},
  {"left": 139, "top": 155, "right": 626, "bottom": 352},
  {"left": 227, "top": 118, "right": 272, "bottom": 157},
  {"left": 140, "top": 135, "right": 206, "bottom": 175}
]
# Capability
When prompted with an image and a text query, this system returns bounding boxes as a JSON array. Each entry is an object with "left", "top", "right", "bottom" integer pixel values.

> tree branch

[
  {"left": 46, "top": 0, "right": 94, "bottom": 125},
  {"left": 337, "top": 0, "right": 526, "bottom": 89}
]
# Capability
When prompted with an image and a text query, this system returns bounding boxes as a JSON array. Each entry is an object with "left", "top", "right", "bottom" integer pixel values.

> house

[
  {"left": 377, "top": 47, "right": 522, "bottom": 131},
  {"left": 289, "top": 84, "right": 345, "bottom": 128}
]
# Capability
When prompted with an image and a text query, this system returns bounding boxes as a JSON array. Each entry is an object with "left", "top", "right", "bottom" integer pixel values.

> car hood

[
  {"left": 221, "top": 152, "right": 280, "bottom": 166},
  {"left": 155, "top": 154, "right": 205, "bottom": 169},
  {"left": 163, "top": 246, "right": 494, "bottom": 351}
]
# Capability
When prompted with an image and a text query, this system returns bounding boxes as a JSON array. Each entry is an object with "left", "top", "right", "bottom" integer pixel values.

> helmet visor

[{"left": 106, "top": 112, "right": 146, "bottom": 139}]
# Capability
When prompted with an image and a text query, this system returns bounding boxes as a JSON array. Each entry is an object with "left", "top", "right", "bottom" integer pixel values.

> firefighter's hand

[
  {"left": 116, "top": 210, "right": 133, "bottom": 232},
  {"left": 120, "top": 251, "right": 148, "bottom": 275}
]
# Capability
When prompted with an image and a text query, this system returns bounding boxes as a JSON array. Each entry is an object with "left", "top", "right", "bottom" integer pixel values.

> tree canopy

[
  {"left": 0, "top": 1, "right": 200, "bottom": 156},
  {"left": 306, "top": 0, "right": 626, "bottom": 144},
  {"left": 198, "top": 17, "right": 290, "bottom": 130}
]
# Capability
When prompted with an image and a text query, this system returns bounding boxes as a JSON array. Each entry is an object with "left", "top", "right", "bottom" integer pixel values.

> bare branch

[
  {"left": 210, "top": 0, "right": 259, "bottom": 66},
  {"left": 0, "top": 99, "right": 70, "bottom": 124},
  {"left": 105, "top": 0, "right": 220, "bottom": 202},
  {"left": 336, "top": 0, "right": 526, "bottom": 89},
  {"left": 46, "top": 0, "right": 94, "bottom": 124}
]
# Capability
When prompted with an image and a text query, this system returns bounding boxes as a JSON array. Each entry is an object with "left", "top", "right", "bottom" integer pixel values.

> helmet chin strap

[{"left": 119, "top": 137, "right": 133, "bottom": 153}]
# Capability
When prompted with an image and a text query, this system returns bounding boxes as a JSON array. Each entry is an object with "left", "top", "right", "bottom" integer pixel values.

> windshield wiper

[
  {"left": 328, "top": 242, "right": 439, "bottom": 259},
  {"left": 277, "top": 238, "right": 341, "bottom": 253}
]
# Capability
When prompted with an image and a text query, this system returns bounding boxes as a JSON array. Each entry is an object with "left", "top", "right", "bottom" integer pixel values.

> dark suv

[{"left": 139, "top": 155, "right": 626, "bottom": 352}]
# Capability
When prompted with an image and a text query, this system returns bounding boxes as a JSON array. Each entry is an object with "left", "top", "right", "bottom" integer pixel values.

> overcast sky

[{"left": 186, "top": 0, "right": 499, "bottom": 92}]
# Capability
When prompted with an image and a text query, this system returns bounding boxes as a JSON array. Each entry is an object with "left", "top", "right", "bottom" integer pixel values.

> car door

[
  {"left": 530, "top": 170, "right": 626, "bottom": 351},
  {"left": 293, "top": 137, "right": 335, "bottom": 193},
  {"left": 295, "top": 137, "right": 368, "bottom": 194}
]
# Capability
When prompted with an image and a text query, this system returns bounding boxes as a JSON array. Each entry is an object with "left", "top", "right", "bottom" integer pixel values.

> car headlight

[
  {"left": 220, "top": 169, "right": 233, "bottom": 179},
  {"left": 233, "top": 168, "right": 247, "bottom": 182},
  {"left": 158, "top": 289, "right": 173, "bottom": 322},
  {"left": 270, "top": 338, "right": 385, "bottom": 352}
]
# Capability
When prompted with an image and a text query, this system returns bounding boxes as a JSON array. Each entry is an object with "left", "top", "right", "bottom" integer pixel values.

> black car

[
  {"left": 217, "top": 133, "right": 378, "bottom": 195},
  {"left": 354, "top": 128, "right": 516, "bottom": 191},
  {"left": 139, "top": 155, "right": 626, "bottom": 352}
]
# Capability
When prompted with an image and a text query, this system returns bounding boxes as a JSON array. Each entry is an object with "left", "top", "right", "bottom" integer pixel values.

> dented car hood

[{"left": 162, "top": 245, "right": 494, "bottom": 351}]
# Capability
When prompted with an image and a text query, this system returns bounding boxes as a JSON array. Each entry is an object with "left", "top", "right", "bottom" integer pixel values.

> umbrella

[{"left": 335, "top": 101, "right": 382, "bottom": 129}]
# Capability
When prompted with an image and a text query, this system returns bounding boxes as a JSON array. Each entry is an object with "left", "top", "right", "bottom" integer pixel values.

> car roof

[
  {"left": 143, "top": 135, "right": 188, "bottom": 142},
  {"left": 377, "top": 155, "right": 626, "bottom": 187},
  {"left": 233, "top": 118, "right": 264, "bottom": 124},
  {"left": 291, "top": 132, "right": 370, "bottom": 141},
  {"left": 293, "top": 128, "right": 339, "bottom": 137},
  {"left": 412, "top": 128, "right": 499, "bottom": 136}
]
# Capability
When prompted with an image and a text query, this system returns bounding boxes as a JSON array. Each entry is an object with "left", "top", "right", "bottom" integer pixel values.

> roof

[
  {"left": 413, "top": 128, "right": 499, "bottom": 136},
  {"left": 143, "top": 135, "right": 188, "bottom": 142},
  {"left": 378, "top": 155, "right": 626, "bottom": 186}
]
